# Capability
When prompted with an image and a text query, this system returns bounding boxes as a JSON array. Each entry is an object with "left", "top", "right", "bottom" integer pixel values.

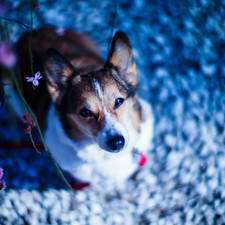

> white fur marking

[
  {"left": 94, "top": 79, "right": 108, "bottom": 116},
  {"left": 134, "top": 99, "right": 154, "bottom": 153},
  {"left": 44, "top": 104, "right": 139, "bottom": 184},
  {"left": 94, "top": 79, "right": 130, "bottom": 151},
  {"left": 94, "top": 79, "right": 103, "bottom": 101}
]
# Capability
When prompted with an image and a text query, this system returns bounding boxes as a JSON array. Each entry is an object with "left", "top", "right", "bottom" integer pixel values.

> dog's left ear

[
  {"left": 106, "top": 31, "right": 137, "bottom": 87},
  {"left": 44, "top": 48, "right": 79, "bottom": 108}
]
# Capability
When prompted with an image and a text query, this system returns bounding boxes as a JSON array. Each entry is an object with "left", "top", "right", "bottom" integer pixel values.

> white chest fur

[{"left": 44, "top": 98, "right": 154, "bottom": 185}]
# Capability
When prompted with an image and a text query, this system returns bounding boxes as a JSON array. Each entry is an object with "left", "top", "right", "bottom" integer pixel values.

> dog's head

[{"left": 44, "top": 31, "right": 141, "bottom": 153}]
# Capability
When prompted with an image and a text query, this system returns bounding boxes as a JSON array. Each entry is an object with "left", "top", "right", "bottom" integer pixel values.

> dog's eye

[
  {"left": 114, "top": 98, "right": 124, "bottom": 109},
  {"left": 79, "top": 108, "right": 94, "bottom": 117}
]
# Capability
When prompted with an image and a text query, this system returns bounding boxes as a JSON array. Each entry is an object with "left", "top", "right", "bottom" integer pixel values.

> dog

[{"left": 9, "top": 26, "right": 154, "bottom": 189}]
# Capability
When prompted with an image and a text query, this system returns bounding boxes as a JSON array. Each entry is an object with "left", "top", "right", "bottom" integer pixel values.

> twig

[
  {"left": 111, "top": 0, "right": 118, "bottom": 35},
  {"left": 10, "top": 69, "right": 75, "bottom": 193},
  {"left": 0, "top": 17, "right": 36, "bottom": 31},
  {"left": 32, "top": 2, "right": 74, "bottom": 192},
  {"left": 29, "top": 132, "right": 41, "bottom": 154},
  {"left": 107, "top": 0, "right": 118, "bottom": 51},
  {"left": 29, "top": 4, "right": 35, "bottom": 89},
  {"left": 1, "top": 3, "right": 75, "bottom": 194}
]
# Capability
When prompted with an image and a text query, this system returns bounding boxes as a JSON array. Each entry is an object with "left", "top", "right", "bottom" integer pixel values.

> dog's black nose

[{"left": 107, "top": 135, "right": 125, "bottom": 152}]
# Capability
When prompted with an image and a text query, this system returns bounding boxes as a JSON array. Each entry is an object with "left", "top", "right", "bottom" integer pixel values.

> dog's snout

[{"left": 107, "top": 135, "right": 125, "bottom": 152}]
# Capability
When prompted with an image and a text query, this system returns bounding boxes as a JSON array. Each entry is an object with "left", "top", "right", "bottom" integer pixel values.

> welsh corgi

[{"left": 11, "top": 26, "right": 154, "bottom": 189}]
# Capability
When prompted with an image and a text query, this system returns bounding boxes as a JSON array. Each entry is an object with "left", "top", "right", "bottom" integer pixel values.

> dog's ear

[
  {"left": 106, "top": 31, "right": 137, "bottom": 87},
  {"left": 44, "top": 48, "right": 79, "bottom": 106}
]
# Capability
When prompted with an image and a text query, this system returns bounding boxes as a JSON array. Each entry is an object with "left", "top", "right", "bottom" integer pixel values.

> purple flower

[
  {"left": 0, "top": 41, "right": 17, "bottom": 69},
  {"left": 0, "top": 167, "right": 6, "bottom": 190},
  {"left": 0, "top": 168, "right": 3, "bottom": 180},
  {"left": 56, "top": 28, "right": 65, "bottom": 36},
  {"left": 0, "top": 179, "right": 6, "bottom": 190},
  {"left": 26, "top": 71, "right": 42, "bottom": 86}
]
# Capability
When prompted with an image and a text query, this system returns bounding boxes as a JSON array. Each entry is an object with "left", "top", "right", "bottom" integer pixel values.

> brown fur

[
  {"left": 64, "top": 75, "right": 140, "bottom": 143},
  {"left": 16, "top": 27, "right": 142, "bottom": 144},
  {"left": 16, "top": 25, "right": 104, "bottom": 131}
]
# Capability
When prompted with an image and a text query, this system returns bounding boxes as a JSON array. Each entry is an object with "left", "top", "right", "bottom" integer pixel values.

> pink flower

[
  {"left": 23, "top": 126, "right": 32, "bottom": 134},
  {"left": 26, "top": 71, "right": 42, "bottom": 86},
  {"left": 0, "top": 41, "right": 17, "bottom": 69},
  {"left": 0, "top": 180, "right": 6, "bottom": 190},
  {"left": 22, "top": 113, "right": 35, "bottom": 134},
  {"left": 56, "top": 28, "right": 65, "bottom": 36},
  {"left": 0, "top": 168, "right": 3, "bottom": 179}
]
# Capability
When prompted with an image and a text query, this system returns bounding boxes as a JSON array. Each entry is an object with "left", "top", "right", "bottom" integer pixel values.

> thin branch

[
  {"left": 29, "top": 132, "right": 41, "bottom": 154},
  {"left": 2, "top": 3, "right": 74, "bottom": 193},
  {"left": 29, "top": 4, "right": 34, "bottom": 86},
  {"left": 0, "top": 17, "right": 36, "bottom": 31},
  {"left": 111, "top": 0, "right": 118, "bottom": 34},
  {"left": 107, "top": 0, "right": 118, "bottom": 51},
  {"left": 10, "top": 69, "right": 75, "bottom": 194}
]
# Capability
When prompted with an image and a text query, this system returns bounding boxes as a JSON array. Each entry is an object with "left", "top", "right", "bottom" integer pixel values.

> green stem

[
  {"left": 10, "top": 69, "right": 75, "bottom": 193},
  {"left": 29, "top": 132, "right": 41, "bottom": 154},
  {"left": 108, "top": 0, "right": 118, "bottom": 51},
  {"left": 29, "top": 4, "right": 35, "bottom": 90}
]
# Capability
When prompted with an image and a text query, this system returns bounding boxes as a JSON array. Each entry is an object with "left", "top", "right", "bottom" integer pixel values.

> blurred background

[{"left": 0, "top": 0, "right": 225, "bottom": 224}]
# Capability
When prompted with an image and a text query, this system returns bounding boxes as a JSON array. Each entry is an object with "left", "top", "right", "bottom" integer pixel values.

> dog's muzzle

[
  {"left": 107, "top": 135, "right": 125, "bottom": 153},
  {"left": 96, "top": 121, "right": 128, "bottom": 153}
]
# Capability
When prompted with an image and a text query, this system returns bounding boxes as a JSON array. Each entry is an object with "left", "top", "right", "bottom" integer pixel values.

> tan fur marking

[
  {"left": 67, "top": 113, "right": 97, "bottom": 141},
  {"left": 62, "top": 67, "right": 74, "bottom": 83},
  {"left": 108, "top": 39, "right": 137, "bottom": 86},
  {"left": 66, "top": 93, "right": 107, "bottom": 141},
  {"left": 101, "top": 82, "right": 140, "bottom": 134},
  {"left": 127, "top": 62, "right": 137, "bottom": 86},
  {"left": 110, "top": 56, "right": 122, "bottom": 68},
  {"left": 47, "top": 84, "right": 58, "bottom": 102}
]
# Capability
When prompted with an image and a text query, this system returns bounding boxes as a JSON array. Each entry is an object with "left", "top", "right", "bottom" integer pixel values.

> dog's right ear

[
  {"left": 44, "top": 48, "right": 79, "bottom": 107},
  {"left": 106, "top": 31, "right": 137, "bottom": 88}
]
